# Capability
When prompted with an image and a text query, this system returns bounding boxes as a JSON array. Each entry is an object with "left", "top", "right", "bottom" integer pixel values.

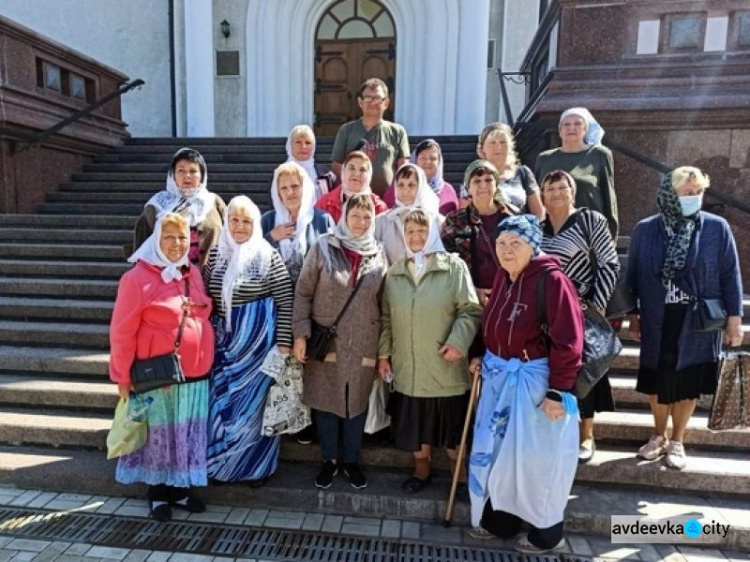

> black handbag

[
  {"left": 537, "top": 272, "right": 622, "bottom": 400},
  {"left": 306, "top": 275, "right": 365, "bottom": 362},
  {"left": 692, "top": 298, "right": 728, "bottom": 333},
  {"left": 605, "top": 255, "right": 636, "bottom": 319},
  {"left": 130, "top": 278, "right": 189, "bottom": 393}
]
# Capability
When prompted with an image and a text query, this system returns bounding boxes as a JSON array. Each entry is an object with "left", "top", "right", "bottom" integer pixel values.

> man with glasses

[{"left": 331, "top": 78, "right": 410, "bottom": 197}]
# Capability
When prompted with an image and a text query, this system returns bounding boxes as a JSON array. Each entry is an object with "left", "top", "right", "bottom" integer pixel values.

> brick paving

[{"left": 0, "top": 486, "right": 747, "bottom": 561}]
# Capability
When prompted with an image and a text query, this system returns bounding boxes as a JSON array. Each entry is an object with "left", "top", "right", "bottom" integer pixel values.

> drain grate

[{"left": 0, "top": 506, "right": 592, "bottom": 562}]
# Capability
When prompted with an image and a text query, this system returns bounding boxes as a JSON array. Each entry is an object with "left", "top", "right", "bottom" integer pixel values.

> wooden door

[{"left": 314, "top": 39, "right": 396, "bottom": 136}]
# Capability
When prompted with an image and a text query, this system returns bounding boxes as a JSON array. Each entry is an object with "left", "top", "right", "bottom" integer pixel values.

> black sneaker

[
  {"left": 315, "top": 461, "right": 338, "bottom": 489},
  {"left": 342, "top": 462, "right": 367, "bottom": 489}
]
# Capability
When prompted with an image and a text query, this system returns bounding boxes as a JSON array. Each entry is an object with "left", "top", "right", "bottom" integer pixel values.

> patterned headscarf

[
  {"left": 560, "top": 107, "right": 605, "bottom": 145},
  {"left": 656, "top": 172, "right": 698, "bottom": 282},
  {"left": 496, "top": 214, "right": 542, "bottom": 257}
]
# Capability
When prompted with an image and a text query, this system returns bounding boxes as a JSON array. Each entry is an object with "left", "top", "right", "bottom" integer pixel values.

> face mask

[{"left": 678, "top": 194, "right": 702, "bottom": 217}]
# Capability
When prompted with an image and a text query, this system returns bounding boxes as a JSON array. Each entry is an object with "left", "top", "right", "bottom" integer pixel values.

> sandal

[{"left": 401, "top": 475, "right": 432, "bottom": 495}]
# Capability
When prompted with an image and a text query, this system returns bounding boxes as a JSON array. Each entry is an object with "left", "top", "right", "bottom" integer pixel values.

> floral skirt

[{"left": 116, "top": 379, "right": 209, "bottom": 488}]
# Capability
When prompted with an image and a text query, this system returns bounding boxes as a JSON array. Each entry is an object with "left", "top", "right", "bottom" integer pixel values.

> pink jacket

[{"left": 109, "top": 261, "right": 214, "bottom": 386}]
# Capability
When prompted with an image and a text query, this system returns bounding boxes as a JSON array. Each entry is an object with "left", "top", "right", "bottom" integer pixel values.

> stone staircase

[{"left": 0, "top": 136, "right": 749, "bottom": 548}]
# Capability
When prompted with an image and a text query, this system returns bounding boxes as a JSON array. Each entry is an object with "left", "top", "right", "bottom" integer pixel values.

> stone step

[
  {"left": 0, "top": 243, "right": 125, "bottom": 261},
  {"left": 0, "top": 320, "right": 109, "bottom": 349},
  {"left": 71, "top": 172, "right": 272, "bottom": 182},
  {"left": 0, "top": 277, "right": 118, "bottom": 299},
  {"left": 37, "top": 203, "right": 148, "bottom": 215},
  {"left": 594, "top": 409, "right": 750, "bottom": 450},
  {"left": 0, "top": 296, "right": 113, "bottom": 322},
  {"left": 0, "top": 409, "right": 110, "bottom": 448},
  {"left": 0, "top": 228, "right": 131, "bottom": 244},
  {"left": 0, "top": 259, "right": 128, "bottom": 280},
  {"left": 0, "top": 375, "right": 117, "bottom": 411},
  {"left": 95, "top": 152, "right": 321, "bottom": 164},
  {"left": 0, "top": 215, "right": 134, "bottom": 229},
  {"left": 122, "top": 136, "right": 475, "bottom": 147},
  {"left": 47, "top": 191, "right": 272, "bottom": 206},
  {"left": 58, "top": 182, "right": 270, "bottom": 193},
  {"left": 0, "top": 345, "right": 108, "bottom": 377},
  {"left": 0, "top": 446, "right": 747, "bottom": 549},
  {"left": 80, "top": 162, "right": 473, "bottom": 174}
]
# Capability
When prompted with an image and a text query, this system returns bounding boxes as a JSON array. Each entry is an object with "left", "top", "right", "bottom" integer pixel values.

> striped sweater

[
  {"left": 541, "top": 208, "right": 619, "bottom": 312},
  {"left": 203, "top": 246, "right": 294, "bottom": 347}
]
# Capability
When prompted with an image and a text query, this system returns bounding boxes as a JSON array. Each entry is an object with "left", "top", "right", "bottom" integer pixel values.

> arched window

[{"left": 316, "top": 0, "right": 395, "bottom": 40}]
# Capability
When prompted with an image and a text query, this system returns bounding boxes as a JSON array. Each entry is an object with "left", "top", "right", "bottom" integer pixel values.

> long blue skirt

[{"left": 207, "top": 297, "right": 280, "bottom": 482}]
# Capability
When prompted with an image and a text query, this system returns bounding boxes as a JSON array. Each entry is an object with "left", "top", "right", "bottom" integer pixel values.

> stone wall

[{"left": 0, "top": 16, "right": 130, "bottom": 213}]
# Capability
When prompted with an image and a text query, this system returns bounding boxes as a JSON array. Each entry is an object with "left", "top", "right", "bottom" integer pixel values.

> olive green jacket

[{"left": 378, "top": 252, "right": 481, "bottom": 398}]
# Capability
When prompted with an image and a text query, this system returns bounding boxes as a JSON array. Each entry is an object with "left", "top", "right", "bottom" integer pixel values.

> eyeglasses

[{"left": 361, "top": 95, "right": 386, "bottom": 104}]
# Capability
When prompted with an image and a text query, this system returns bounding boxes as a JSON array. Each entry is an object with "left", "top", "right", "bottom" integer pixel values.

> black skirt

[
  {"left": 578, "top": 374, "right": 615, "bottom": 418},
  {"left": 636, "top": 303, "right": 720, "bottom": 404},
  {"left": 388, "top": 391, "right": 470, "bottom": 452}
]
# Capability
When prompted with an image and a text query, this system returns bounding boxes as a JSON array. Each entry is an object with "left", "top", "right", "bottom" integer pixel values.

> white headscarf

[
  {"left": 285, "top": 125, "right": 318, "bottom": 186},
  {"left": 559, "top": 107, "right": 605, "bottom": 145},
  {"left": 404, "top": 211, "right": 445, "bottom": 276},
  {"left": 410, "top": 139, "right": 445, "bottom": 196},
  {"left": 145, "top": 148, "right": 215, "bottom": 227},
  {"left": 216, "top": 196, "right": 275, "bottom": 331},
  {"left": 393, "top": 163, "right": 440, "bottom": 215},
  {"left": 128, "top": 213, "right": 189, "bottom": 283},
  {"left": 270, "top": 163, "right": 316, "bottom": 263}
]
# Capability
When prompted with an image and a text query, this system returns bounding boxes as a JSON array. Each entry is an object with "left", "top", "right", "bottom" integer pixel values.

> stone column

[
  {"left": 184, "top": 0, "right": 215, "bottom": 136},
  {"left": 455, "top": 0, "right": 490, "bottom": 134}
]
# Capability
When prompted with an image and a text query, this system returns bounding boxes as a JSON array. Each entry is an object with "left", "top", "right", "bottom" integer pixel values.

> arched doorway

[{"left": 314, "top": 0, "right": 396, "bottom": 136}]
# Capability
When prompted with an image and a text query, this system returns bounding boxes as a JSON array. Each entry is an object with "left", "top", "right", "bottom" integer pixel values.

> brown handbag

[{"left": 708, "top": 350, "right": 750, "bottom": 431}]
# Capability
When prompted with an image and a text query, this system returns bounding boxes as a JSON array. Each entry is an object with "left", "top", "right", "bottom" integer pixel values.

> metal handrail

[{"left": 11, "top": 78, "right": 145, "bottom": 152}]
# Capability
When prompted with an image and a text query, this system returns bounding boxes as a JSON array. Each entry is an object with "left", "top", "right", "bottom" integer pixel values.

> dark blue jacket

[
  {"left": 260, "top": 208, "right": 334, "bottom": 253},
  {"left": 627, "top": 211, "right": 742, "bottom": 371}
]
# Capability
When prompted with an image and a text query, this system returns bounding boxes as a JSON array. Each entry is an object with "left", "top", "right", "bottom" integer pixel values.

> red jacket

[
  {"left": 479, "top": 254, "right": 583, "bottom": 391},
  {"left": 109, "top": 261, "right": 214, "bottom": 386},
  {"left": 314, "top": 186, "right": 389, "bottom": 223}
]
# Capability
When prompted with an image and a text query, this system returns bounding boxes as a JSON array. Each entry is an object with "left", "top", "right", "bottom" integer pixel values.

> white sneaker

[
  {"left": 637, "top": 435, "right": 669, "bottom": 460},
  {"left": 664, "top": 441, "right": 687, "bottom": 470},
  {"left": 514, "top": 535, "right": 566, "bottom": 554},
  {"left": 467, "top": 527, "right": 497, "bottom": 540}
]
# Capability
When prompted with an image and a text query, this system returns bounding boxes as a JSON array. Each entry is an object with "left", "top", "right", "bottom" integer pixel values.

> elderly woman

[
  {"left": 628, "top": 167, "right": 743, "bottom": 470},
  {"left": 540, "top": 170, "right": 620, "bottom": 463},
  {"left": 110, "top": 213, "right": 214, "bottom": 522},
  {"left": 375, "top": 163, "right": 441, "bottom": 264},
  {"left": 467, "top": 215, "right": 583, "bottom": 554},
  {"left": 383, "top": 139, "right": 459, "bottom": 216},
  {"left": 283, "top": 125, "right": 336, "bottom": 200},
  {"left": 262, "top": 162, "right": 335, "bottom": 284},
  {"left": 474, "top": 123, "right": 543, "bottom": 219},
  {"left": 204, "top": 196, "right": 294, "bottom": 484},
  {"left": 315, "top": 151, "right": 388, "bottom": 223},
  {"left": 378, "top": 209, "right": 481, "bottom": 494},
  {"left": 131, "top": 148, "right": 225, "bottom": 267},
  {"left": 293, "top": 194, "right": 388, "bottom": 490},
  {"left": 441, "top": 160, "right": 515, "bottom": 307},
  {"left": 535, "top": 108, "right": 618, "bottom": 238}
]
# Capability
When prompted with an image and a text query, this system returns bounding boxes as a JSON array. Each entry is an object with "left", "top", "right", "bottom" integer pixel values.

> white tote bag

[{"left": 364, "top": 379, "right": 391, "bottom": 434}]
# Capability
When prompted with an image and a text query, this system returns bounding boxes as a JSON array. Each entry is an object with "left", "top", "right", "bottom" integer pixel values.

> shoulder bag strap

[
  {"left": 175, "top": 276, "right": 190, "bottom": 350},
  {"left": 330, "top": 273, "right": 366, "bottom": 331}
]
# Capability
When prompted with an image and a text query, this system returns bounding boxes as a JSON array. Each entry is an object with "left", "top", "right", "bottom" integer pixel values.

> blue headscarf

[{"left": 496, "top": 214, "right": 542, "bottom": 256}]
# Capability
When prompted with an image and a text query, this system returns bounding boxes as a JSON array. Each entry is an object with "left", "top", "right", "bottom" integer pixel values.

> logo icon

[{"left": 684, "top": 519, "right": 702, "bottom": 538}]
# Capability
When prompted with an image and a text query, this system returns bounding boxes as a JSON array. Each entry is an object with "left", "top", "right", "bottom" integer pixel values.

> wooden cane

[{"left": 443, "top": 365, "right": 482, "bottom": 527}]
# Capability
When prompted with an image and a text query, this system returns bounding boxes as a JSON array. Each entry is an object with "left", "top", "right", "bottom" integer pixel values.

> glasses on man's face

[{"left": 361, "top": 95, "right": 385, "bottom": 104}]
